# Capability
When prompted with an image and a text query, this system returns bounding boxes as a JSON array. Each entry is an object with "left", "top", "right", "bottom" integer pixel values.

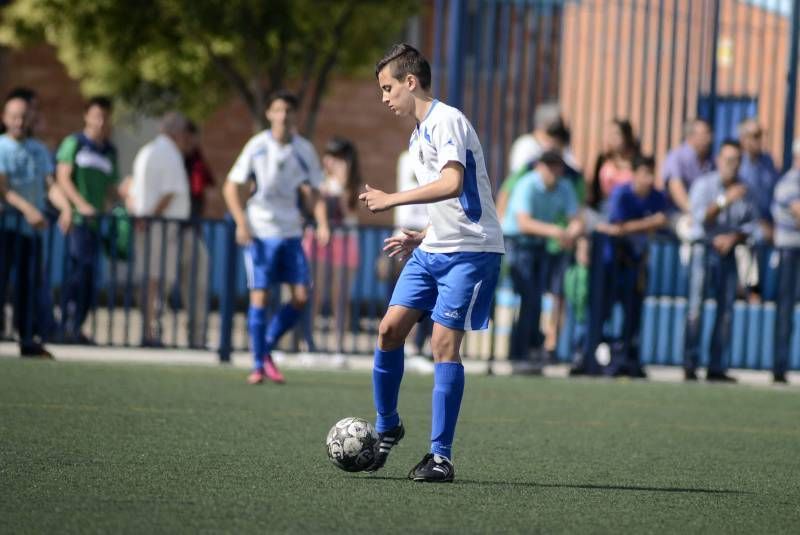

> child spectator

[{"left": 595, "top": 155, "right": 668, "bottom": 377}]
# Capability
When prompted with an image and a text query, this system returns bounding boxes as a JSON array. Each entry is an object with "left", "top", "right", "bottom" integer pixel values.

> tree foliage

[{"left": 0, "top": 0, "right": 419, "bottom": 132}]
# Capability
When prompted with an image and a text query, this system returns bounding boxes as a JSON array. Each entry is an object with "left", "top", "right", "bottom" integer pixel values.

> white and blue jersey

[
  {"left": 228, "top": 131, "right": 322, "bottom": 288},
  {"left": 409, "top": 100, "right": 504, "bottom": 254},
  {"left": 392, "top": 100, "right": 504, "bottom": 331}
]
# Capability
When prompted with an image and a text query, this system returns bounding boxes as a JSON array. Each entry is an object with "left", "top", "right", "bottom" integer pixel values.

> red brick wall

[
  {"left": 0, "top": 44, "right": 86, "bottom": 150},
  {"left": 1, "top": 44, "right": 411, "bottom": 226}
]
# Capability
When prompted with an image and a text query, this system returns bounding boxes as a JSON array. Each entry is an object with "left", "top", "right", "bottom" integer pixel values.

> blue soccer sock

[
  {"left": 430, "top": 362, "right": 465, "bottom": 459},
  {"left": 373, "top": 346, "right": 405, "bottom": 432},
  {"left": 247, "top": 306, "right": 267, "bottom": 371},
  {"left": 264, "top": 303, "right": 303, "bottom": 354}
]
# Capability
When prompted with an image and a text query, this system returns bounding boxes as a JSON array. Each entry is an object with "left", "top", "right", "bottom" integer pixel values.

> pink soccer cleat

[
  {"left": 263, "top": 355, "right": 285, "bottom": 384},
  {"left": 247, "top": 369, "right": 265, "bottom": 385}
]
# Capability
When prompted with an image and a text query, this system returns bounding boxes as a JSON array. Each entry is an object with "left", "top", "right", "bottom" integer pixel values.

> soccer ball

[{"left": 326, "top": 417, "right": 378, "bottom": 472}]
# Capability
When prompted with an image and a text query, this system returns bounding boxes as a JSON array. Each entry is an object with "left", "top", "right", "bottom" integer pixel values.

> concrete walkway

[{"left": 1, "top": 342, "right": 797, "bottom": 390}]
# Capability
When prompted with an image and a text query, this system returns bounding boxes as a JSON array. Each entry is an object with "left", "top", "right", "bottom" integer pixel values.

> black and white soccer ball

[{"left": 326, "top": 417, "right": 378, "bottom": 472}]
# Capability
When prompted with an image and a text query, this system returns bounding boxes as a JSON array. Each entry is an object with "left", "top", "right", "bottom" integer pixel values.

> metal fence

[{"left": 2, "top": 208, "right": 799, "bottom": 371}]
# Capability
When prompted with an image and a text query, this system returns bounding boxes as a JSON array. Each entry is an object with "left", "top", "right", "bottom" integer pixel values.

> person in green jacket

[{"left": 55, "top": 96, "right": 119, "bottom": 344}]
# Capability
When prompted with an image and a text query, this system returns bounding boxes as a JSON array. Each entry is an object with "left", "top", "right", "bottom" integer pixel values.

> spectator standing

[
  {"left": 590, "top": 119, "right": 640, "bottom": 209},
  {"left": 125, "top": 112, "right": 209, "bottom": 348},
  {"left": 684, "top": 140, "right": 757, "bottom": 382},
  {"left": 508, "top": 102, "right": 562, "bottom": 174},
  {"left": 55, "top": 96, "right": 119, "bottom": 344},
  {"left": 304, "top": 136, "right": 361, "bottom": 354},
  {"left": 0, "top": 92, "right": 71, "bottom": 357},
  {"left": 499, "top": 105, "right": 579, "bottom": 219},
  {"left": 184, "top": 120, "right": 215, "bottom": 220},
  {"left": 770, "top": 139, "right": 800, "bottom": 385},
  {"left": 662, "top": 119, "right": 715, "bottom": 216},
  {"left": 1, "top": 87, "right": 58, "bottom": 339},
  {"left": 563, "top": 236, "right": 590, "bottom": 363},
  {"left": 502, "top": 151, "right": 582, "bottom": 362},
  {"left": 736, "top": 119, "right": 780, "bottom": 298},
  {"left": 595, "top": 156, "right": 668, "bottom": 378},
  {"left": 738, "top": 119, "right": 779, "bottom": 232}
]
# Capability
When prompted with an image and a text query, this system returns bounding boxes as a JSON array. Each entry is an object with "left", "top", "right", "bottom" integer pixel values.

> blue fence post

[
  {"left": 445, "top": 0, "right": 466, "bottom": 110},
  {"left": 782, "top": 0, "right": 800, "bottom": 172},
  {"left": 218, "top": 218, "right": 237, "bottom": 363},
  {"left": 706, "top": 0, "right": 721, "bottom": 126}
]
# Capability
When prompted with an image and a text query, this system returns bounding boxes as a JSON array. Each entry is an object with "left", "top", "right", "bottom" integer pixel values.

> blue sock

[
  {"left": 430, "top": 362, "right": 465, "bottom": 459},
  {"left": 264, "top": 304, "right": 302, "bottom": 354},
  {"left": 373, "top": 346, "right": 404, "bottom": 432},
  {"left": 247, "top": 306, "right": 267, "bottom": 371}
]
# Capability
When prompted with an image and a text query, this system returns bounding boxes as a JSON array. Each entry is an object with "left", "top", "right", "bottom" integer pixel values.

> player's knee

[
  {"left": 431, "top": 336, "right": 460, "bottom": 363},
  {"left": 291, "top": 294, "right": 308, "bottom": 309},
  {"left": 290, "top": 287, "right": 309, "bottom": 309},
  {"left": 377, "top": 319, "right": 405, "bottom": 350}
]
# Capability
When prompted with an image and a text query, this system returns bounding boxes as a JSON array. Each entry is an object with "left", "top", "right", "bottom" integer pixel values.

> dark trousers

[
  {"left": 62, "top": 224, "right": 100, "bottom": 336},
  {"left": 0, "top": 230, "right": 44, "bottom": 348},
  {"left": 506, "top": 239, "right": 546, "bottom": 360},
  {"left": 684, "top": 244, "right": 738, "bottom": 375},
  {"left": 774, "top": 248, "right": 800, "bottom": 377},
  {"left": 598, "top": 260, "right": 645, "bottom": 374}
]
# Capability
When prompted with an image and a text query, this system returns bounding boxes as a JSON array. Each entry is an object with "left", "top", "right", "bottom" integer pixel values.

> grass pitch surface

[{"left": 1, "top": 358, "right": 799, "bottom": 534}]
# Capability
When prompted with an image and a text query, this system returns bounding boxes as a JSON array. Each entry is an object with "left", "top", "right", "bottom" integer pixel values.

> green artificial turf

[{"left": 1, "top": 358, "right": 799, "bottom": 534}]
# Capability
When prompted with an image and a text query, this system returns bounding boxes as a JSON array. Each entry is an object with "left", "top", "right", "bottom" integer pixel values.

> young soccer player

[
  {"left": 360, "top": 44, "right": 504, "bottom": 482},
  {"left": 224, "top": 90, "right": 330, "bottom": 385}
]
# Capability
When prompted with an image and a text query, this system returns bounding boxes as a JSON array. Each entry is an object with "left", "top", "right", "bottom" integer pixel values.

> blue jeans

[
  {"left": 684, "top": 243, "right": 738, "bottom": 375},
  {"left": 0, "top": 230, "right": 45, "bottom": 348},
  {"left": 599, "top": 258, "right": 646, "bottom": 375},
  {"left": 62, "top": 224, "right": 100, "bottom": 337},
  {"left": 506, "top": 239, "right": 546, "bottom": 360},
  {"left": 774, "top": 248, "right": 800, "bottom": 377}
]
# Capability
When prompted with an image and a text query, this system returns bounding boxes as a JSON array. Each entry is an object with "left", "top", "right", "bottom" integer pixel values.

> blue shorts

[
  {"left": 243, "top": 237, "right": 310, "bottom": 290},
  {"left": 389, "top": 249, "right": 502, "bottom": 331}
]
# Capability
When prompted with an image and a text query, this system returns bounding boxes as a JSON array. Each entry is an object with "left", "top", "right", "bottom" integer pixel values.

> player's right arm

[
  {"left": 224, "top": 138, "right": 260, "bottom": 246},
  {"left": 223, "top": 180, "right": 252, "bottom": 245}
]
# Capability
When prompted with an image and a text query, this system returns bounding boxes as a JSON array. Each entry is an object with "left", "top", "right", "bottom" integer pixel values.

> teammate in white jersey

[
  {"left": 224, "top": 91, "right": 330, "bottom": 385},
  {"left": 359, "top": 44, "right": 504, "bottom": 482}
]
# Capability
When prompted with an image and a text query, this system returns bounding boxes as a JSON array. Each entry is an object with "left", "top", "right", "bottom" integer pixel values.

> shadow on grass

[{"left": 357, "top": 475, "right": 749, "bottom": 495}]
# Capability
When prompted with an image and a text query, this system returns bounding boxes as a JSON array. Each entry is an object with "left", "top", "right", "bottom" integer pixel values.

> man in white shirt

[
  {"left": 126, "top": 112, "right": 209, "bottom": 347},
  {"left": 359, "top": 44, "right": 504, "bottom": 482},
  {"left": 507, "top": 102, "right": 578, "bottom": 174},
  {"left": 224, "top": 90, "right": 329, "bottom": 385}
]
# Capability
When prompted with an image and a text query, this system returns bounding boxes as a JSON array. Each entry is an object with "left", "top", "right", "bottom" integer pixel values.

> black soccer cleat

[
  {"left": 408, "top": 453, "right": 455, "bottom": 483},
  {"left": 365, "top": 421, "right": 405, "bottom": 473}
]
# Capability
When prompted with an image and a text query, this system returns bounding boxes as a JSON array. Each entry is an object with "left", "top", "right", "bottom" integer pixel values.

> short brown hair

[{"left": 375, "top": 43, "right": 432, "bottom": 90}]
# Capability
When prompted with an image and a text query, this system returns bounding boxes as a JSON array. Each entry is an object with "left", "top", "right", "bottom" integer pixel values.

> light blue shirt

[
  {"left": 739, "top": 152, "right": 779, "bottom": 221},
  {"left": 502, "top": 170, "right": 578, "bottom": 241},
  {"left": 0, "top": 134, "right": 53, "bottom": 234},
  {"left": 772, "top": 169, "right": 800, "bottom": 247},
  {"left": 688, "top": 171, "right": 758, "bottom": 242}
]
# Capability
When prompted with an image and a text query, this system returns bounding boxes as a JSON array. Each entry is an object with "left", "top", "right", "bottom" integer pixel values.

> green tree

[{"left": 0, "top": 0, "right": 419, "bottom": 133}]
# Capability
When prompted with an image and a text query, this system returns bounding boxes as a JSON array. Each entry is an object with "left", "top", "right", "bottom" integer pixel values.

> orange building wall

[{"left": 559, "top": 0, "right": 798, "bottom": 174}]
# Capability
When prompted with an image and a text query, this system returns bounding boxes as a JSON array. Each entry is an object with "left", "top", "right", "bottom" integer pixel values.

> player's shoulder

[
  {"left": 243, "top": 130, "right": 272, "bottom": 151},
  {"left": 290, "top": 134, "right": 317, "bottom": 155},
  {"left": 429, "top": 100, "right": 467, "bottom": 126}
]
